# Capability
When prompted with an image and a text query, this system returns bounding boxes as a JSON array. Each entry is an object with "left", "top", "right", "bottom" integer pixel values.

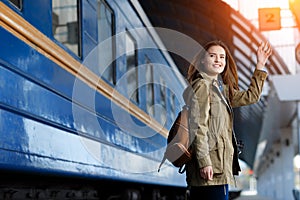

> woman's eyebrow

[{"left": 208, "top": 52, "right": 226, "bottom": 56}]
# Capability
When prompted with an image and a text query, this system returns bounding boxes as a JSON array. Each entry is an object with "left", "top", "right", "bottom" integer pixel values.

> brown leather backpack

[{"left": 158, "top": 105, "right": 192, "bottom": 174}]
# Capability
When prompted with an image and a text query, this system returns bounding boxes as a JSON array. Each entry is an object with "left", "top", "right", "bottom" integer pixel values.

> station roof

[{"left": 139, "top": 0, "right": 290, "bottom": 168}]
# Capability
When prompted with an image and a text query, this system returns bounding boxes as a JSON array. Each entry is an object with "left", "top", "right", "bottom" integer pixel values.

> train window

[
  {"left": 145, "top": 57, "right": 155, "bottom": 117},
  {"left": 9, "top": 0, "right": 22, "bottom": 10},
  {"left": 159, "top": 77, "right": 167, "bottom": 124},
  {"left": 98, "top": 0, "right": 116, "bottom": 85},
  {"left": 126, "top": 31, "right": 138, "bottom": 103},
  {"left": 52, "top": 0, "right": 81, "bottom": 56}
]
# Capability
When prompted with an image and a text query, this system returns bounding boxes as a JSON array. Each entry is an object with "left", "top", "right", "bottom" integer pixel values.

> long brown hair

[{"left": 187, "top": 40, "right": 239, "bottom": 102}]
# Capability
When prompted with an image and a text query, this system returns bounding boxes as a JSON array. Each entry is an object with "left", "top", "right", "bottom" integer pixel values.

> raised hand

[{"left": 256, "top": 41, "right": 272, "bottom": 70}]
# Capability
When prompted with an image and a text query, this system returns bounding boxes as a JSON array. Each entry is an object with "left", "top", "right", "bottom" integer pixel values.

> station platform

[{"left": 235, "top": 195, "right": 271, "bottom": 200}]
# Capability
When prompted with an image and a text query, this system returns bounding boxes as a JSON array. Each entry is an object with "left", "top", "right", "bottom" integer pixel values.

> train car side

[{"left": 0, "top": 0, "right": 188, "bottom": 198}]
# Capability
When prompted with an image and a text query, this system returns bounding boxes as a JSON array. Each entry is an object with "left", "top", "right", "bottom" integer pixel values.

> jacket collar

[{"left": 199, "top": 71, "right": 217, "bottom": 82}]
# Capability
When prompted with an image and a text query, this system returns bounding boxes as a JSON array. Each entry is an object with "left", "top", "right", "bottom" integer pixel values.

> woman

[{"left": 183, "top": 40, "right": 272, "bottom": 199}]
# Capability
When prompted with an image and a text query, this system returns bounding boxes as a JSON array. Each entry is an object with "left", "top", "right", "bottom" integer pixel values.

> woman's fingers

[
  {"left": 263, "top": 42, "right": 272, "bottom": 57},
  {"left": 200, "top": 166, "right": 213, "bottom": 180},
  {"left": 256, "top": 41, "right": 272, "bottom": 69},
  {"left": 258, "top": 41, "right": 272, "bottom": 57},
  {"left": 263, "top": 42, "right": 269, "bottom": 51}
]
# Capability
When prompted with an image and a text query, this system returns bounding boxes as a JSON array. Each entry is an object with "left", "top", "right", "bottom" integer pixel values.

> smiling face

[{"left": 201, "top": 45, "right": 226, "bottom": 78}]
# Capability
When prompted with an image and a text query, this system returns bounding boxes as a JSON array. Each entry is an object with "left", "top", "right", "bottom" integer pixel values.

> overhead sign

[{"left": 258, "top": 7, "right": 281, "bottom": 31}]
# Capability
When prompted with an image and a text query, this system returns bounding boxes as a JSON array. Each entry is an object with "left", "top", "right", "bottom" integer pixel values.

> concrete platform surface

[{"left": 235, "top": 195, "right": 272, "bottom": 200}]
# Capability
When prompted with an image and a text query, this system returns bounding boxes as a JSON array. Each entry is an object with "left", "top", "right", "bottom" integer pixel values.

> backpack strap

[
  {"left": 178, "top": 164, "right": 187, "bottom": 174},
  {"left": 158, "top": 151, "right": 189, "bottom": 173},
  {"left": 157, "top": 155, "right": 167, "bottom": 172}
]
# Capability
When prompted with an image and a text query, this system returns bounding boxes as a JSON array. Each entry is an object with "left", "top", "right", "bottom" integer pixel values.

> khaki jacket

[{"left": 183, "top": 69, "right": 267, "bottom": 186}]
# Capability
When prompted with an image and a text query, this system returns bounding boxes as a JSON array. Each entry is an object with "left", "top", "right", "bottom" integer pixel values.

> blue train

[{"left": 0, "top": 0, "right": 189, "bottom": 199}]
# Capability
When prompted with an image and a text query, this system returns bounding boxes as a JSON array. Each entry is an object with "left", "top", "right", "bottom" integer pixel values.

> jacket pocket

[
  {"left": 209, "top": 140, "right": 225, "bottom": 174},
  {"left": 210, "top": 92, "right": 223, "bottom": 118}
]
